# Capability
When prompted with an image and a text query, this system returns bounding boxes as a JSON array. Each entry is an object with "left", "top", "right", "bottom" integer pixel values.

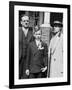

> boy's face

[{"left": 34, "top": 30, "right": 42, "bottom": 40}]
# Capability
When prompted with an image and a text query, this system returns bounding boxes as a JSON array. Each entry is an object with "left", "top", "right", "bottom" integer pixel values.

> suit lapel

[
  {"left": 27, "top": 28, "right": 32, "bottom": 42},
  {"left": 20, "top": 27, "right": 26, "bottom": 39},
  {"left": 40, "top": 40, "right": 44, "bottom": 47},
  {"left": 21, "top": 27, "right": 33, "bottom": 42},
  {"left": 31, "top": 41, "right": 39, "bottom": 55}
]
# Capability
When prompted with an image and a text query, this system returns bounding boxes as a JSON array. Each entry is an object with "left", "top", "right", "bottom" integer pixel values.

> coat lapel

[{"left": 51, "top": 36, "right": 60, "bottom": 55}]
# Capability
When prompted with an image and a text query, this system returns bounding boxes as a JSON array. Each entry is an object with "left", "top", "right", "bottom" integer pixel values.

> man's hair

[{"left": 20, "top": 14, "right": 30, "bottom": 21}]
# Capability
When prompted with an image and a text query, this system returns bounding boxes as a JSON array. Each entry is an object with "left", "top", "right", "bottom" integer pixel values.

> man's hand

[
  {"left": 41, "top": 66, "right": 47, "bottom": 72},
  {"left": 26, "top": 69, "right": 29, "bottom": 76}
]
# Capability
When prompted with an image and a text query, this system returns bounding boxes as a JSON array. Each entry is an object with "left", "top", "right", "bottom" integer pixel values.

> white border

[{"left": 14, "top": 5, "right": 67, "bottom": 85}]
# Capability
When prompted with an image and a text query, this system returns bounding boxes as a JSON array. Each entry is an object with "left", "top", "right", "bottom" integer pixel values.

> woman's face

[{"left": 53, "top": 26, "right": 61, "bottom": 33}]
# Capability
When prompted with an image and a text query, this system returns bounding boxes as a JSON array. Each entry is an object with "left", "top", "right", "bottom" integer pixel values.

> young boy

[{"left": 25, "top": 26, "right": 48, "bottom": 78}]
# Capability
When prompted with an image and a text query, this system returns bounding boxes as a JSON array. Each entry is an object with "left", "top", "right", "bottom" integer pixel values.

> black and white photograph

[
  {"left": 19, "top": 11, "right": 63, "bottom": 79},
  {"left": 9, "top": 1, "right": 70, "bottom": 89}
]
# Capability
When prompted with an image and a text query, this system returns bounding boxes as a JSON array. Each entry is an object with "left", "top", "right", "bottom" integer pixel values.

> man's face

[
  {"left": 21, "top": 16, "right": 29, "bottom": 28},
  {"left": 53, "top": 26, "right": 61, "bottom": 33},
  {"left": 34, "top": 30, "right": 42, "bottom": 40}
]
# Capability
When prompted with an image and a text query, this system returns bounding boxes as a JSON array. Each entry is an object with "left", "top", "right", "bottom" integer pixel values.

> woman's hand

[{"left": 41, "top": 66, "right": 47, "bottom": 72}]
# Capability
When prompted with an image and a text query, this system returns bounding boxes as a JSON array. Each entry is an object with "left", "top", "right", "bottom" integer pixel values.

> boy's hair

[{"left": 33, "top": 25, "right": 42, "bottom": 34}]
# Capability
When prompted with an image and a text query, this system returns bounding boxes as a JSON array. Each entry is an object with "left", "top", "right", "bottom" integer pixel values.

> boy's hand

[
  {"left": 26, "top": 69, "right": 29, "bottom": 76},
  {"left": 41, "top": 66, "right": 47, "bottom": 72}
]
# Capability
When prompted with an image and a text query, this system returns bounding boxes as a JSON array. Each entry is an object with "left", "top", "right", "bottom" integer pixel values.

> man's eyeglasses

[{"left": 22, "top": 20, "right": 29, "bottom": 22}]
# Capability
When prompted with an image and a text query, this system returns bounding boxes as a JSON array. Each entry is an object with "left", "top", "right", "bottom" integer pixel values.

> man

[
  {"left": 25, "top": 26, "right": 48, "bottom": 78},
  {"left": 48, "top": 21, "right": 63, "bottom": 77},
  {"left": 19, "top": 15, "right": 34, "bottom": 79}
]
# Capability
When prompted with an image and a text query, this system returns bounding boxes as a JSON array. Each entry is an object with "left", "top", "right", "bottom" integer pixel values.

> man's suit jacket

[
  {"left": 19, "top": 27, "right": 34, "bottom": 61},
  {"left": 19, "top": 27, "right": 34, "bottom": 78},
  {"left": 26, "top": 40, "right": 48, "bottom": 73}
]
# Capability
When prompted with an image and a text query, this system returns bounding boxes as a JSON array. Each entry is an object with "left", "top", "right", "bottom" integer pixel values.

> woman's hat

[{"left": 51, "top": 21, "right": 63, "bottom": 27}]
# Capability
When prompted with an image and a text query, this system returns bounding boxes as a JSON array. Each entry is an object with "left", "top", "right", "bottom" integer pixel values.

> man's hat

[{"left": 51, "top": 21, "right": 63, "bottom": 27}]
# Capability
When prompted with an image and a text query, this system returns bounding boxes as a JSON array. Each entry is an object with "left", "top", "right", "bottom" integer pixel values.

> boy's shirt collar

[{"left": 35, "top": 39, "right": 41, "bottom": 47}]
